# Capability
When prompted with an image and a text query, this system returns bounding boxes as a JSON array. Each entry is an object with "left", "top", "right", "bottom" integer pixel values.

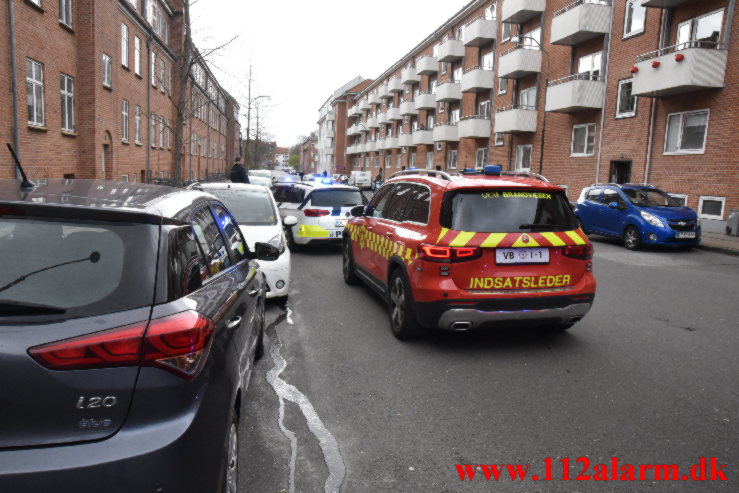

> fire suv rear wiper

[{"left": 519, "top": 223, "right": 555, "bottom": 230}]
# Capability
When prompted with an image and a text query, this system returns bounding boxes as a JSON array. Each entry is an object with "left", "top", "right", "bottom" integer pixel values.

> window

[
  {"left": 159, "top": 116, "right": 164, "bottom": 148},
  {"left": 102, "top": 54, "right": 112, "bottom": 88},
  {"left": 134, "top": 37, "right": 141, "bottom": 75},
  {"left": 121, "top": 24, "right": 129, "bottom": 68},
  {"left": 571, "top": 124, "right": 596, "bottom": 156},
  {"left": 426, "top": 151, "right": 434, "bottom": 169},
  {"left": 494, "top": 133, "right": 505, "bottom": 146},
  {"left": 441, "top": 63, "right": 447, "bottom": 75},
  {"left": 167, "top": 119, "right": 172, "bottom": 148},
  {"left": 502, "top": 22, "right": 512, "bottom": 42},
  {"left": 585, "top": 188, "right": 602, "bottom": 202},
  {"left": 167, "top": 66, "right": 172, "bottom": 94},
  {"left": 616, "top": 79, "right": 636, "bottom": 118},
  {"left": 404, "top": 185, "right": 431, "bottom": 224},
  {"left": 396, "top": 154, "right": 402, "bottom": 168},
  {"left": 127, "top": 0, "right": 138, "bottom": 7},
  {"left": 151, "top": 51, "right": 157, "bottom": 86},
  {"left": 134, "top": 106, "right": 142, "bottom": 144},
  {"left": 475, "top": 148, "right": 488, "bottom": 169},
  {"left": 519, "top": 87, "right": 537, "bottom": 108},
  {"left": 515, "top": 145, "right": 532, "bottom": 170},
  {"left": 427, "top": 114, "right": 435, "bottom": 128},
  {"left": 668, "top": 193, "right": 688, "bottom": 206},
  {"left": 665, "top": 110, "right": 708, "bottom": 154},
  {"left": 677, "top": 9, "right": 724, "bottom": 49},
  {"left": 481, "top": 50, "right": 495, "bottom": 70},
  {"left": 385, "top": 154, "right": 391, "bottom": 168},
  {"left": 498, "top": 77, "right": 508, "bottom": 95},
  {"left": 191, "top": 206, "right": 232, "bottom": 274},
  {"left": 60, "top": 74, "right": 74, "bottom": 132},
  {"left": 121, "top": 174, "right": 129, "bottom": 182},
  {"left": 449, "top": 107, "right": 460, "bottom": 124},
  {"left": 159, "top": 59, "right": 165, "bottom": 92},
  {"left": 698, "top": 196, "right": 725, "bottom": 220},
  {"left": 436, "top": 142, "right": 443, "bottom": 151},
  {"left": 523, "top": 28, "right": 541, "bottom": 49},
  {"left": 452, "top": 66, "right": 463, "bottom": 82},
  {"left": 485, "top": 4, "right": 496, "bottom": 20},
  {"left": 59, "top": 0, "right": 72, "bottom": 27},
  {"left": 624, "top": 0, "right": 646, "bottom": 38},
  {"left": 26, "top": 58, "right": 44, "bottom": 126},
  {"left": 150, "top": 113, "right": 157, "bottom": 147},
  {"left": 121, "top": 100, "right": 129, "bottom": 142},
  {"left": 383, "top": 184, "right": 414, "bottom": 222},
  {"left": 29, "top": 0, "right": 40, "bottom": 5},
  {"left": 577, "top": 52, "right": 602, "bottom": 79},
  {"left": 211, "top": 203, "right": 247, "bottom": 264},
  {"left": 477, "top": 99, "right": 491, "bottom": 119},
  {"left": 447, "top": 149, "right": 458, "bottom": 169},
  {"left": 438, "top": 102, "right": 445, "bottom": 114}
]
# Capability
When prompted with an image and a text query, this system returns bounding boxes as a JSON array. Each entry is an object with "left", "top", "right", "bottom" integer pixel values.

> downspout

[
  {"left": 595, "top": 0, "right": 616, "bottom": 184},
  {"left": 7, "top": 0, "right": 21, "bottom": 178},
  {"left": 644, "top": 9, "right": 669, "bottom": 185},
  {"left": 146, "top": 35, "right": 152, "bottom": 184}
]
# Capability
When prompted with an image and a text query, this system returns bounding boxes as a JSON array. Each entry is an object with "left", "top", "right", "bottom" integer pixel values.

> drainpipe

[
  {"left": 595, "top": 0, "right": 616, "bottom": 185},
  {"left": 7, "top": 0, "right": 21, "bottom": 178},
  {"left": 145, "top": 35, "right": 152, "bottom": 184},
  {"left": 644, "top": 9, "right": 668, "bottom": 185},
  {"left": 726, "top": 0, "right": 737, "bottom": 47}
]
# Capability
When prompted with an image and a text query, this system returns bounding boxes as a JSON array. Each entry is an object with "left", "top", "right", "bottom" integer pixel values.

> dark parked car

[{"left": 0, "top": 179, "right": 278, "bottom": 492}]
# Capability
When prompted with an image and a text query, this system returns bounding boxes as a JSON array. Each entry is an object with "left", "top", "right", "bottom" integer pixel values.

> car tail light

[
  {"left": 562, "top": 244, "right": 594, "bottom": 260},
  {"left": 28, "top": 311, "right": 215, "bottom": 380},
  {"left": 419, "top": 244, "right": 482, "bottom": 263},
  {"left": 303, "top": 209, "right": 330, "bottom": 217}
]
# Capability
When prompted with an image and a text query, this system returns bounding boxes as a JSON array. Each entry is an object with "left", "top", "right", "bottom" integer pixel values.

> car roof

[
  {"left": 194, "top": 182, "right": 272, "bottom": 193},
  {"left": 0, "top": 179, "right": 215, "bottom": 219},
  {"left": 386, "top": 174, "right": 563, "bottom": 192}
]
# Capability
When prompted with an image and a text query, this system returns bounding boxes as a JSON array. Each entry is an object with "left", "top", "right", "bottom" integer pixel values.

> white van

[{"left": 348, "top": 171, "right": 371, "bottom": 190}]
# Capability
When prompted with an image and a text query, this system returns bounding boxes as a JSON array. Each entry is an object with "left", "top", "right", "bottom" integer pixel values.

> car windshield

[
  {"left": 0, "top": 217, "right": 157, "bottom": 319},
  {"left": 206, "top": 189, "right": 278, "bottom": 225},
  {"left": 442, "top": 189, "right": 578, "bottom": 233},
  {"left": 310, "top": 189, "right": 363, "bottom": 207},
  {"left": 249, "top": 176, "right": 272, "bottom": 187},
  {"left": 623, "top": 188, "right": 681, "bottom": 207}
]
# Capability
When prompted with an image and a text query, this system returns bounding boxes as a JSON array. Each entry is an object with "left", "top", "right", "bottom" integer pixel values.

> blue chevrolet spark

[{"left": 574, "top": 185, "right": 701, "bottom": 250}]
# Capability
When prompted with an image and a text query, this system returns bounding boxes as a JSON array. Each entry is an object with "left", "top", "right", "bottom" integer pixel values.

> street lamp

[{"left": 511, "top": 35, "right": 550, "bottom": 175}]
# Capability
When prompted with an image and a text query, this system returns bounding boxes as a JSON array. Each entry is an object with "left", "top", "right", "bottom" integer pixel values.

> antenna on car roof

[{"left": 6, "top": 143, "right": 35, "bottom": 190}]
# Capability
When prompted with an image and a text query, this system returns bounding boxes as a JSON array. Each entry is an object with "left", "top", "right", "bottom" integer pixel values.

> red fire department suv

[{"left": 342, "top": 167, "right": 596, "bottom": 339}]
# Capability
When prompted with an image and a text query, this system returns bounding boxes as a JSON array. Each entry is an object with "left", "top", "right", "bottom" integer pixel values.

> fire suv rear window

[{"left": 442, "top": 189, "right": 577, "bottom": 233}]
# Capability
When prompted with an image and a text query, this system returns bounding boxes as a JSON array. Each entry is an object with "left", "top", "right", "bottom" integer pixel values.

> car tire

[
  {"left": 388, "top": 269, "right": 424, "bottom": 340},
  {"left": 284, "top": 226, "right": 299, "bottom": 252},
  {"left": 623, "top": 225, "right": 641, "bottom": 250},
  {"left": 342, "top": 237, "right": 359, "bottom": 285},
  {"left": 223, "top": 411, "right": 239, "bottom": 493}
]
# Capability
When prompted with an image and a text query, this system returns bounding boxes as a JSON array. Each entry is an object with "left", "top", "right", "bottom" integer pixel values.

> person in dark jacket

[{"left": 230, "top": 157, "right": 249, "bottom": 183}]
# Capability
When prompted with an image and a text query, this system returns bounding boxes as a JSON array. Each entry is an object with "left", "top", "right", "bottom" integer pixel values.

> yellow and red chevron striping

[{"left": 437, "top": 229, "right": 588, "bottom": 248}]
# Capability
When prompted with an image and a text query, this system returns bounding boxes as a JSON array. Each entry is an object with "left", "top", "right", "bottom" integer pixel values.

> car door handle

[
  {"left": 226, "top": 316, "right": 242, "bottom": 329},
  {"left": 249, "top": 289, "right": 259, "bottom": 297},
  {"left": 385, "top": 231, "right": 395, "bottom": 238}
]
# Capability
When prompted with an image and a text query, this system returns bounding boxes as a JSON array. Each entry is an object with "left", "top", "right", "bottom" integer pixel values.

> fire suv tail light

[
  {"left": 29, "top": 311, "right": 215, "bottom": 380},
  {"left": 419, "top": 244, "right": 482, "bottom": 262},
  {"left": 562, "top": 244, "right": 594, "bottom": 260},
  {"left": 304, "top": 209, "right": 330, "bottom": 217}
]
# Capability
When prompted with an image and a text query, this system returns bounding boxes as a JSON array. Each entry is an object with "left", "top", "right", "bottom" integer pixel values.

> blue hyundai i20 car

[{"left": 574, "top": 184, "right": 701, "bottom": 250}]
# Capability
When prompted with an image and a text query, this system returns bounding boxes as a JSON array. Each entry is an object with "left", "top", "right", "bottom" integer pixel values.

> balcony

[
  {"left": 412, "top": 130, "right": 434, "bottom": 146},
  {"left": 366, "top": 141, "right": 377, "bottom": 152},
  {"left": 359, "top": 98, "right": 371, "bottom": 111},
  {"left": 399, "top": 132, "right": 414, "bottom": 147},
  {"left": 401, "top": 67, "right": 420, "bottom": 85},
  {"left": 376, "top": 138, "right": 387, "bottom": 151},
  {"left": 458, "top": 116, "right": 492, "bottom": 139},
  {"left": 494, "top": 105, "right": 538, "bottom": 133},
  {"left": 631, "top": 43, "right": 728, "bottom": 97},
  {"left": 498, "top": 46, "right": 542, "bottom": 79},
  {"left": 349, "top": 105, "right": 362, "bottom": 117},
  {"left": 464, "top": 17, "right": 497, "bottom": 47},
  {"left": 388, "top": 78, "right": 404, "bottom": 93},
  {"left": 368, "top": 92, "right": 380, "bottom": 105},
  {"left": 545, "top": 74, "right": 605, "bottom": 113},
  {"left": 438, "top": 39, "right": 465, "bottom": 63},
  {"left": 347, "top": 124, "right": 359, "bottom": 136},
  {"left": 416, "top": 56, "right": 439, "bottom": 75},
  {"left": 461, "top": 67, "right": 495, "bottom": 93},
  {"left": 385, "top": 137, "right": 399, "bottom": 149},
  {"left": 387, "top": 107, "right": 402, "bottom": 121},
  {"left": 377, "top": 111, "right": 389, "bottom": 125},
  {"left": 436, "top": 81, "right": 462, "bottom": 102},
  {"left": 326, "top": 111, "right": 335, "bottom": 121},
  {"left": 367, "top": 116, "right": 379, "bottom": 128},
  {"left": 414, "top": 92, "right": 436, "bottom": 111},
  {"left": 400, "top": 100, "right": 418, "bottom": 116},
  {"left": 324, "top": 146, "right": 334, "bottom": 155},
  {"left": 642, "top": 0, "right": 691, "bottom": 7},
  {"left": 433, "top": 123, "right": 459, "bottom": 142},
  {"left": 356, "top": 143, "right": 366, "bottom": 154},
  {"left": 379, "top": 83, "right": 392, "bottom": 99},
  {"left": 325, "top": 129, "right": 335, "bottom": 139},
  {"left": 551, "top": 0, "right": 611, "bottom": 46},
  {"left": 346, "top": 145, "right": 356, "bottom": 155},
  {"left": 502, "top": 0, "right": 546, "bottom": 24}
]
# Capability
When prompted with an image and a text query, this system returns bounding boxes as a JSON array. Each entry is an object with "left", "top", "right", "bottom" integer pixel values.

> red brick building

[
  {"left": 1, "top": 0, "right": 240, "bottom": 184},
  {"left": 331, "top": 0, "right": 737, "bottom": 225},
  {"left": 299, "top": 134, "right": 317, "bottom": 172}
]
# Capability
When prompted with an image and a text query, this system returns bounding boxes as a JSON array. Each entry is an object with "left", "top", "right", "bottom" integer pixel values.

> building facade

[
  {"left": 332, "top": 0, "right": 737, "bottom": 225},
  {"left": 299, "top": 134, "right": 318, "bottom": 172},
  {"left": 1, "top": 0, "right": 241, "bottom": 184}
]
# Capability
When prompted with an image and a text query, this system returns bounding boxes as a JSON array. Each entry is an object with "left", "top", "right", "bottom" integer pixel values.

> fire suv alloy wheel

[
  {"left": 343, "top": 238, "right": 359, "bottom": 285},
  {"left": 388, "top": 270, "right": 423, "bottom": 340}
]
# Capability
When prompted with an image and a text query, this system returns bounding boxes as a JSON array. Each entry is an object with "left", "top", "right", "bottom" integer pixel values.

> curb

[{"left": 696, "top": 244, "right": 739, "bottom": 257}]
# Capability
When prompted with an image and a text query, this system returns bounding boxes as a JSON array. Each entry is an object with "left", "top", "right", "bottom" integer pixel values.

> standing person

[
  {"left": 299, "top": 170, "right": 305, "bottom": 181},
  {"left": 373, "top": 170, "right": 383, "bottom": 192},
  {"left": 230, "top": 157, "right": 249, "bottom": 183}
]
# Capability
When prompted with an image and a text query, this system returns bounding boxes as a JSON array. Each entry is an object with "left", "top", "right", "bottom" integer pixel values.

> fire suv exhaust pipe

[{"left": 450, "top": 321, "right": 473, "bottom": 331}]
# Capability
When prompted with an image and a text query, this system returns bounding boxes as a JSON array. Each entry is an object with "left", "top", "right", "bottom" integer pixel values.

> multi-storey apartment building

[
  {"left": 1, "top": 0, "right": 241, "bottom": 184},
  {"left": 299, "top": 133, "right": 317, "bottom": 172},
  {"left": 333, "top": 0, "right": 737, "bottom": 226}
]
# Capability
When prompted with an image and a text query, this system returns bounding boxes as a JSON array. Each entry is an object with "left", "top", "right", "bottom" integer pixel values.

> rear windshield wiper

[
  {"left": 519, "top": 223, "right": 557, "bottom": 230},
  {"left": 0, "top": 300, "right": 66, "bottom": 315}
]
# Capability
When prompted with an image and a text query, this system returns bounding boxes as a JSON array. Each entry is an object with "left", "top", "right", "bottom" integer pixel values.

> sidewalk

[{"left": 698, "top": 232, "right": 739, "bottom": 256}]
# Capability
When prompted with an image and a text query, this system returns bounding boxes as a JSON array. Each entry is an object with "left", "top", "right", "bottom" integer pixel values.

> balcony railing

[
  {"left": 464, "top": 16, "right": 497, "bottom": 47},
  {"left": 387, "top": 107, "right": 402, "bottom": 120},
  {"left": 433, "top": 122, "right": 460, "bottom": 142},
  {"left": 461, "top": 66, "right": 495, "bottom": 93},
  {"left": 367, "top": 116, "right": 379, "bottom": 128},
  {"left": 414, "top": 92, "right": 436, "bottom": 110},
  {"left": 412, "top": 129, "right": 434, "bottom": 146},
  {"left": 545, "top": 74, "right": 605, "bottom": 112},
  {"left": 376, "top": 138, "right": 387, "bottom": 151},
  {"left": 368, "top": 93, "right": 380, "bottom": 105},
  {"left": 437, "top": 39, "right": 465, "bottom": 63},
  {"left": 494, "top": 105, "right": 538, "bottom": 133},
  {"left": 388, "top": 77, "right": 404, "bottom": 93},
  {"left": 498, "top": 45, "right": 542, "bottom": 79},
  {"left": 551, "top": 0, "right": 611, "bottom": 46},
  {"left": 385, "top": 137, "right": 399, "bottom": 149},
  {"left": 502, "top": 0, "right": 546, "bottom": 25},
  {"left": 400, "top": 100, "right": 418, "bottom": 116},
  {"left": 401, "top": 67, "right": 420, "bottom": 85},
  {"left": 435, "top": 80, "right": 462, "bottom": 102},
  {"left": 365, "top": 141, "right": 377, "bottom": 152},
  {"left": 326, "top": 111, "right": 335, "bottom": 121},
  {"left": 398, "top": 132, "right": 414, "bottom": 147},
  {"left": 416, "top": 56, "right": 439, "bottom": 75},
  {"left": 359, "top": 98, "right": 371, "bottom": 111},
  {"left": 379, "top": 83, "right": 392, "bottom": 99},
  {"left": 377, "top": 111, "right": 389, "bottom": 125},
  {"left": 458, "top": 116, "right": 492, "bottom": 139}
]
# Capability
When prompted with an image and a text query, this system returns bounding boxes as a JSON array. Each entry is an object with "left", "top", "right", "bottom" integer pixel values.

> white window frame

[
  {"left": 26, "top": 58, "right": 45, "bottom": 127},
  {"left": 616, "top": 79, "right": 636, "bottom": 118},
  {"left": 571, "top": 123, "right": 597, "bottom": 157},
  {"left": 664, "top": 109, "right": 709, "bottom": 155},
  {"left": 151, "top": 51, "right": 157, "bottom": 86},
  {"left": 515, "top": 144, "right": 532, "bottom": 170},
  {"left": 59, "top": 0, "right": 72, "bottom": 27},
  {"left": 498, "top": 77, "right": 508, "bottom": 95},
  {"left": 167, "top": 65, "right": 172, "bottom": 94},
  {"left": 121, "top": 24, "right": 129, "bottom": 68},
  {"left": 447, "top": 149, "right": 458, "bottom": 169},
  {"left": 436, "top": 142, "right": 443, "bottom": 151},
  {"left": 102, "top": 53, "right": 112, "bottom": 88},
  {"left": 698, "top": 196, "right": 725, "bottom": 220},
  {"left": 60, "top": 73, "right": 74, "bottom": 132},
  {"left": 677, "top": 8, "right": 724, "bottom": 49},
  {"left": 426, "top": 151, "right": 434, "bottom": 169},
  {"left": 668, "top": 193, "right": 688, "bottom": 207},
  {"left": 121, "top": 100, "right": 129, "bottom": 142},
  {"left": 494, "top": 132, "right": 505, "bottom": 146},
  {"left": 502, "top": 21, "right": 512, "bottom": 43},
  {"left": 134, "top": 37, "right": 141, "bottom": 75},
  {"left": 167, "top": 119, "right": 172, "bottom": 149},
  {"left": 475, "top": 147, "right": 488, "bottom": 169},
  {"left": 150, "top": 113, "right": 157, "bottom": 147},
  {"left": 623, "top": 0, "right": 646, "bottom": 39},
  {"left": 159, "top": 59, "right": 165, "bottom": 92},
  {"left": 134, "top": 105, "right": 142, "bottom": 144},
  {"left": 121, "top": 174, "right": 130, "bottom": 182},
  {"left": 29, "top": 0, "right": 41, "bottom": 5}
]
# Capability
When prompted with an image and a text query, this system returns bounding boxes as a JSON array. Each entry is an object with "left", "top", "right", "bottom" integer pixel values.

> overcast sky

[{"left": 191, "top": 0, "right": 470, "bottom": 148}]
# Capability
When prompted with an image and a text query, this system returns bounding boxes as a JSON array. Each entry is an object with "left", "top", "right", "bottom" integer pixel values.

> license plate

[
  {"left": 329, "top": 230, "right": 343, "bottom": 238},
  {"left": 676, "top": 231, "right": 696, "bottom": 239},
  {"left": 335, "top": 219, "right": 347, "bottom": 227},
  {"left": 496, "top": 248, "right": 550, "bottom": 264}
]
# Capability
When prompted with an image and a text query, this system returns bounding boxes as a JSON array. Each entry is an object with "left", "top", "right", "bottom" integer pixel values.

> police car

[
  {"left": 342, "top": 167, "right": 596, "bottom": 339},
  {"left": 272, "top": 179, "right": 366, "bottom": 248}
]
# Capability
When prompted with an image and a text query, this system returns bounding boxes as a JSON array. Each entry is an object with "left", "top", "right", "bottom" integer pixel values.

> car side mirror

[
  {"left": 255, "top": 242, "right": 280, "bottom": 261},
  {"left": 350, "top": 205, "right": 366, "bottom": 217},
  {"left": 283, "top": 215, "right": 298, "bottom": 227},
  {"left": 608, "top": 201, "right": 619, "bottom": 209}
]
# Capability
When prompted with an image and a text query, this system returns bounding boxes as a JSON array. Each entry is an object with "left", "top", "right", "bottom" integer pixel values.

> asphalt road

[{"left": 239, "top": 238, "right": 739, "bottom": 492}]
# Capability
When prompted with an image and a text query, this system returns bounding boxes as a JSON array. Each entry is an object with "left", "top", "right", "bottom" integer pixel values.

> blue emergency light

[
  {"left": 484, "top": 165, "right": 502, "bottom": 176},
  {"left": 321, "top": 178, "right": 332, "bottom": 184},
  {"left": 460, "top": 168, "right": 477, "bottom": 175}
]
